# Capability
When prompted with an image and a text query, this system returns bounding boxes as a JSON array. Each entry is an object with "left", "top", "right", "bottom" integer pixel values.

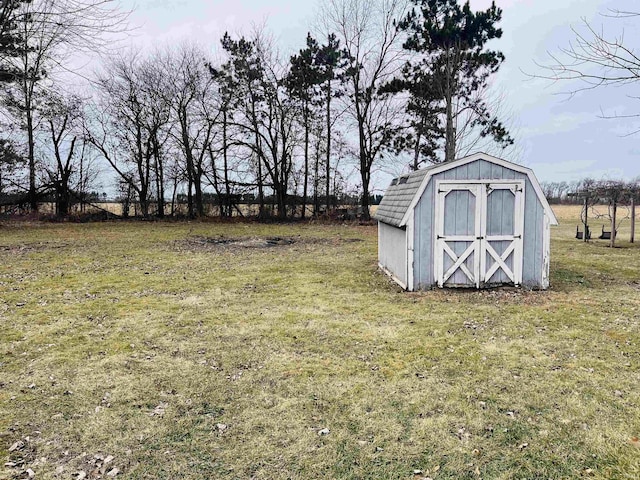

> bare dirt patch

[
  {"left": 0, "top": 242, "right": 68, "bottom": 254},
  {"left": 175, "top": 235, "right": 362, "bottom": 252},
  {"left": 406, "top": 284, "right": 551, "bottom": 307}
]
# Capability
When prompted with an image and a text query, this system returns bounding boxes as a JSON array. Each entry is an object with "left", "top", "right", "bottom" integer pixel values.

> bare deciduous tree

[
  {"left": 319, "top": 0, "right": 407, "bottom": 219},
  {"left": 536, "top": 10, "right": 640, "bottom": 134},
  {"left": 1, "top": 0, "right": 129, "bottom": 211},
  {"left": 161, "top": 44, "right": 218, "bottom": 218},
  {"left": 86, "top": 53, "right": 155, "bottom": 217},
  {"left": 39, "top": 90, "right": 84, "bottom": 216},
  {"left": 538, "top": 11, "right": 640, "bottom": 93}
]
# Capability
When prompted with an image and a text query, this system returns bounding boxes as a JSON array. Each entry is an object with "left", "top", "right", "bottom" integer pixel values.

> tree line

[
  {"left": 541, "top": 178, "right": 640, "bottom": 205},
  {"left": 0, "top": 0, "right": 515, "bottom": 219}
]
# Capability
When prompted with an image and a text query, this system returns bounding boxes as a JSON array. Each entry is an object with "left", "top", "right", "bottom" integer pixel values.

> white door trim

[
  {"left": 407, "top": 210, "right": 415, "bottom": 291},
  {"left": 434, "top": 182, "right": 482, "bottom": 287},
  {"left": 482, "top": 181, "right": 525, "bottom": 286},
  {"left": 435, "top": 180, "right": 525, "bottom": 288}
]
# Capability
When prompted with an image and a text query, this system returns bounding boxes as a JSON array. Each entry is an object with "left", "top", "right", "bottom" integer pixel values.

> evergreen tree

[
  {"left": 382, "top": 69, "right": 443, "bottom": 168},
  {"left": 285, "top": 33, "right": 323, "bottom": 218},
  {"left": 217, "top": 32, "right": 298, "bottom": 219},
  {"left": 0, "top": 0, "right": 30, "bottom": 83},
  {"left": 214, "top": 33, "right": 268, "bottom": 217},
  {"left": 397, "top": 0, "right": 513, "bottom": 163},
  {"left": 0, "top": 137, "right": 24, "bottom": 195},
  {"left": 209, "top": 51, "right": 242, "bottom": 218},
  {"left": 315, "top": 33, "right": 347, "bottom": 213}
]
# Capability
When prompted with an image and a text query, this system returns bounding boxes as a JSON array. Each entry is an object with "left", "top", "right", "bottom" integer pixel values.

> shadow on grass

[{"left": 550, "top": 267, "right": 592, "bottom": 292}]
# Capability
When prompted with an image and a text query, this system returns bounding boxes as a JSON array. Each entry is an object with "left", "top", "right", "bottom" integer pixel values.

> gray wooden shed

[{"left": 374, "top": 152, "right": 558, "bottom": 290}]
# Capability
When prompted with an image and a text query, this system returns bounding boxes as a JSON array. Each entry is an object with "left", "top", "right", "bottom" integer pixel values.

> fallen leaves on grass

[{"left": 149, "top": 402, "right": 168, "bottom": 416}]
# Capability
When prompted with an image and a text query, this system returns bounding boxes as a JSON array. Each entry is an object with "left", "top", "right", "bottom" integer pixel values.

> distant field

[
  {"left": 1, "top": 205, "right": 639, "bottom": 479},
  {"left": 30, "top": 202, "right": 376, "bottom": 218}
]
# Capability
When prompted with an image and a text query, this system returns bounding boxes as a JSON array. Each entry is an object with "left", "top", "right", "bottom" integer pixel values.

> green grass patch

[{"left": 1, "top": 209, "right": 639, "bottom": 479}]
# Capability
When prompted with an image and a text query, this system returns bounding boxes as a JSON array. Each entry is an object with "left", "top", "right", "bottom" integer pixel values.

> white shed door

[{"left": 435, "top": 181, "right": 524, "bottom": 288}]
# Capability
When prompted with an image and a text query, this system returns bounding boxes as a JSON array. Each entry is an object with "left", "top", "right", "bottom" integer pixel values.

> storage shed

[{"left": 374, "top": 152, "right": 558, "bottom": 290}]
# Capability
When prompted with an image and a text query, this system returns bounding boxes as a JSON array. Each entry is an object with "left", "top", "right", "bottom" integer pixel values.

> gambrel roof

[
  {"left": 374, "top": 152, "right": 558, "bottom": 227},
  {"left": 373, "top": 166, "right": 434, "bottom": 227}
]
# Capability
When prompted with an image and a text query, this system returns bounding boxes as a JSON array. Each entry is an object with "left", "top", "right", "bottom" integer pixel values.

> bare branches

[
  {"left": 535, "top": 14, "right": 640, "bottom": 96},
  {"left": 602, "top": 9, "right": 640, "bottom": 19},
  {"left": 319, "top": 0, "right": 407, "bottom": 217}
]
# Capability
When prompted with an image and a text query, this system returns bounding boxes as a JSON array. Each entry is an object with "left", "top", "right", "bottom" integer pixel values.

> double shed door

[{"left": 435, "top": 180, "right": 525, "bottom": 288}]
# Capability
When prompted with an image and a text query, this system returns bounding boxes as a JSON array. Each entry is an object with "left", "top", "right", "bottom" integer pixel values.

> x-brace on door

[{"left": 435, "top": 180, "right": 525, "bottom": 288}]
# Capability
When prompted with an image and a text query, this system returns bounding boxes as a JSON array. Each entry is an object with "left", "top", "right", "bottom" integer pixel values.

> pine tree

[
  {"left": 382, "top": 68, "right": 443, "bottom": 168},
  {"left": 214, "top": 33, "right": 268, "bottom": 217},
  {"left": 285, "top": 33, "right": 323, "bottom": 218},
  {"left": 315, "top": 33, "right": 347, "bottom": 213},
  {"left": 0, "top": 0, "right": 30, "bottom": 83},
  {"left": 397, "top": 0, "right": 513, "bottom": 163}
]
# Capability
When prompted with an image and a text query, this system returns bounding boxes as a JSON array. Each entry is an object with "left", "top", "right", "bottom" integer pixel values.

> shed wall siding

[
  {"left": 378, "top": 221, "right": 408, "bottom": 287},
  {"left": 413, "top": 159, "right": 545, "bottom": 289}
]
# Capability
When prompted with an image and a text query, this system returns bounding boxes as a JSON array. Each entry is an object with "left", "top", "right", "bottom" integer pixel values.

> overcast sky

[{"left": 114, "top": 0, "right": 640, "bottom": 193}]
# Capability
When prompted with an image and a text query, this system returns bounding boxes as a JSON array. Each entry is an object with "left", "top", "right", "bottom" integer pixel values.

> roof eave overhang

[
  {"left": 398, "top": 152, "right": 559, "bottom": 227},
  {"left": 375, "top": 218, "right": 405, "bottom": 228}
]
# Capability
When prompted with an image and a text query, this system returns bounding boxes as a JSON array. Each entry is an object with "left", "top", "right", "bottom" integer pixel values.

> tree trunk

[
  {"left": 610, "top": 200, "right": 617, "bottom": 248},
  {"left": 325, "top": 78, "right": 332, "bottom": 214},
  {"left": 26, "top": 103, "right": 37, "bottom": 212},
  {"left": 122, "top": 184, "right": 131, "bottom": 218},
  {"left": 79, "top": 151, "right": 85, "bottom": 213},
  {"left": 179, "top": 112, "right": 196, "bottom": 218},
  {"left": 314, "top": 137, "right": 320, "bottom": 216},
  {"left": 413, "top": 131, "right": 422, "bottom": 171},
  {"left": 630, "top": 196, "right": 635, "bottom": 243},
  {"left": 583, "top": 195, "right": 589, "bottom": 243},
  {"left": 193, "top": 169, "right": 204, "bottom": 217},
  {"left": 153, "top": 137, "right": 165, "bottom": 218},
  {"left": 302, "top": 106, "right": 309, "bottom": 219},
  {"left": 257, "top": 155, "right": 265, "bottom": 219},
  {"left": 187, "top": 176, "right": 193, "bottom": 218},
  {"left": 358, "top": 124, "right": 371, "bottom": 220},
  {"left": 361, "top": 169, "right": 371, "bottom": 221},
  {"left": 444, "top": 91, "right": 455, "bottom": 163},
  {"left": 56, "top": 173, "right": 71, "bottom": 217},
  {"left": 444, "top": 48, "right": 456, "bottom": 163},
  {"left": 277, "top": 186, "right": 287, "bottom": 219},
  {"left": 171, "top": 178, "right": 178, "bottom": 216},
  {"left": 139, "top": 185, "right": 149, "bottom": 218},
  {"left": 223, "top": 109, "right": 231, "bottom": 218}
]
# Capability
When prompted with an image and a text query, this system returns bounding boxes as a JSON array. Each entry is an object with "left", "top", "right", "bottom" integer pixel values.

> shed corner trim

[{"left": 378, "top": 263, "right": 408, "bottom": 290}]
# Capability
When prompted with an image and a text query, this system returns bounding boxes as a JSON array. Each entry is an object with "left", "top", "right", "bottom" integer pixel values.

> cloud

[
  {"left": 519, "top": 112, "right": 594, "bottom": 137},
  {"left": 533, "top": 158, "right": 625, "bottom": 182}
]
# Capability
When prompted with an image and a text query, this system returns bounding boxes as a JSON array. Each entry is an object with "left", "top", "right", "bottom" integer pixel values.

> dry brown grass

[{"left": 0, "top": 206, "right": 639, "bottom": 479}]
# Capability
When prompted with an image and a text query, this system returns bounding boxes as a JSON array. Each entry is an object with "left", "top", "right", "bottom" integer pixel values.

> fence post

[{"left": 631, "top": 195, "right": 636, "bottom": 244}]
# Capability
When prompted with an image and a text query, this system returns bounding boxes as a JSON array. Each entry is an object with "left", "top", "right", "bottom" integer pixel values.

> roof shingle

[{"left": 374, "top": 166, "right": 436, "bottom": 227}]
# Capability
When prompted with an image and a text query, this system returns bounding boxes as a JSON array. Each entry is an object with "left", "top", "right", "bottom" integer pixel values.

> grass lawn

[{"left": 1, "top": 205, "right": 639, "bottom": 479}]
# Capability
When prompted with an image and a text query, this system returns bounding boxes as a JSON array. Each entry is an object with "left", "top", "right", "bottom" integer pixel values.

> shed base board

[{"left": 378, "top": 263, "right": 408, "bottom": 290}]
